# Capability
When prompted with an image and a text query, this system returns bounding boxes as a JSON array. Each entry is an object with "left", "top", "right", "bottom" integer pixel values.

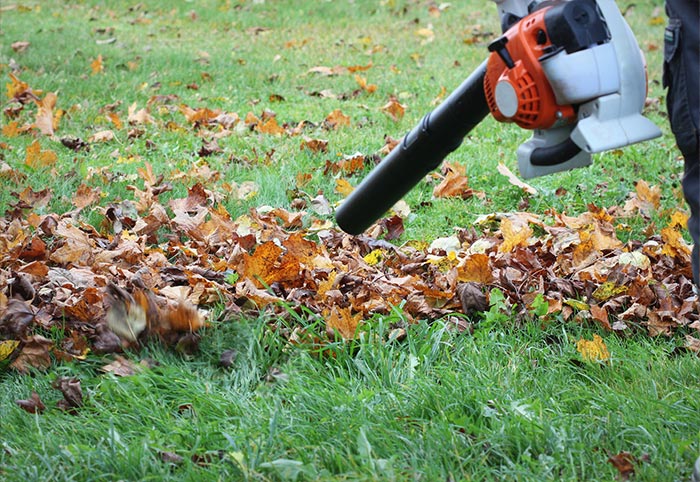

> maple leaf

[
  {"left": 381, "top": 97, "right": 405, "bottom": 122},
  {"left": 433, "top": 162, "right": 483, "bottom": 199},
  {"left": 457, "top": 253, "right": 493, "bottom": 284},
  {"left": 24, "top": 140, "right": 57, "bottom": 168},
  {"left": 575, "top": 334, "right": 610, "bottom": 362},
  {"left": 498, "top": 216, "right": 533, "bottom": 253},
  {"left": 72, "top": 183, "right": 102, "bottom": 209},
  {"left": 300, "top": 137, "right": 328, "bottom": 153},
  {"left": 325, "top": 306, "right": 362, "bottom": 340},
  {"left": 91, "top": 54, "right": 104, "bottom": 75},
  {"left": 324, "top": 109, "right": 351, "bottom": 129},
  {"left": 10, "top": 335, "right": 53, "bottom": 373},
  {"left": 127, "top": 102, "right": 155, "bottom": 125},
  {"left": 53, "top": 377, "right": 84, "bottom": 413}
]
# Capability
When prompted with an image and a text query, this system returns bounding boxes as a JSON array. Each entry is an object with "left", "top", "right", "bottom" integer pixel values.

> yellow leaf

[
  {"left": 363, "top": 249, "right": 383, "bottom": 266},
  {"left": 576, "top": 334, "right": 610, "bottom": 362},
  {"left": 592, "top": 281, "right": 627, "bottom": 301},
  {"left": 661, "top": 226, "right": 691, "bottom": 257},
  {"left": 498, "top": 216, "right": 533, "bottom": 253},
  {"left": 335, "top": 178, "right": 354, "bottom": 197},
  {"left": 0, "top": 340, "right": 20, "bottom": 362},
  {"left": 25, "top": 140, "right": 57, "bottom": 168},
  {"left": 564, "top": 298, "right": 590, "bottom": 311},
  {"left": 2, "top": 120, "right": 20, "bottom": 138}
]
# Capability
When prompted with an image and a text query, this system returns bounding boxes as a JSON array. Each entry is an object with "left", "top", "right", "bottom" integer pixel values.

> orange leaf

[
  {"left": 24, "top": 140, "right": 57, "bottom": 168},
  {"left": 256, "top": 116, "right": 285, "bottom": 135},
  {"left": 325, "top": 109, "right": 351, "bottom": 129},
  {"left": 661, "top": 226, "right": 691, "bottom": 258},
  {"left": 2, "top": 120, "right": 21, "bottom": 138},
  {"left": 457, "top": 253, "right": 493, "bottom": 284},
  {"left": 325, "top": 306, "right": 362, "bottom": 340},
  {"left": 90, "top": 54, "right": 104, "bottom": 75},
  {"left": 381, "top": 97, "right": 405, "bottom": 122},
  {"left": 72, "top": 183, "right": 101, "bottom": 209}
]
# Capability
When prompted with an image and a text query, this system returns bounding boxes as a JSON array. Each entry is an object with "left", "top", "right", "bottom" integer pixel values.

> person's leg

[{"left": 664, "top": 0, "right": 700, "bottom": 287}]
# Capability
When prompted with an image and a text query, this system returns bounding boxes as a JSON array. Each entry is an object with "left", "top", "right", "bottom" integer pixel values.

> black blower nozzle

[{"left": 335, "top": 60, "right": 489, "bottom": 235}]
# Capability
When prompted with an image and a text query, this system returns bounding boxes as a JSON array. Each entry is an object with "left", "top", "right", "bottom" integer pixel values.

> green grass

[
  {"left": 2, "top": 317, "right": 699, "bottom": 480},
  {"left": 1, "top": 0, "right": 699, "bottom": 480}
]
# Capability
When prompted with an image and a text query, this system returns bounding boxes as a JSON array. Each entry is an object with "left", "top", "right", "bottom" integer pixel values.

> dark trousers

[{"left": 665, "top": 0, "right": 700, "bottom": 286}]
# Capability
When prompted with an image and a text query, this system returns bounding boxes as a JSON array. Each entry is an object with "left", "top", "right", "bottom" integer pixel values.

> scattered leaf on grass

[
  {"left": 15, "top": 391, "right": 45, "bottom": 414},
  {"left": 53, "top": 377, "right": 83, "bottom": 413},
  {"left": 576, "top": 334, "right": 610, "bottom": 362}
]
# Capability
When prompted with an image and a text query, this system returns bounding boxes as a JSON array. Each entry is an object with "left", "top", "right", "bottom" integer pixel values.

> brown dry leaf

[
  {"left": 256, "top": 116, "right": 285, "bottom": 135},
  {"left": 34, "top": 92, "right": 59, "bottom": 135},
  {"left": 498, "top": 216, "right": 533, "bottom": 253},
  {"left": 24, "top": 140, "right": 57, "bottom": 168},
  {"left": 15, "top": 391, "right": 46, "bottom": 414},
  {"left": 433, "top": 162, "right": 469, "bottom": 198},
  {"left": 12, "top": 41, "right": 31, "bottom": 53},
  {"left": 18, "top": 186, "right": 53, "bottom": 208},
  {"left": 381, "top": 97, "right": 405, "bottom": 122},
  {"left": 325, "top": 306, "right": 362, "bottom": 340},
  {"left": 607, "top": 451, "right": 642, "bottom": 481},
  {"left": 10, "top": 335, "right": 53, "bottom": 373},
  {"left": 89, "top": 130, "right": 115, "bottom": 143},
  {"left": 72, "top": 183, "right": 101, "bottom": 209},
  {"left": 325, "top": 109, "right": 351, "bottom": 129},
  {"left": 590, "top": 304, "right": 612, "bottom": 330},
  {"left": 497, "top": 162, "right": 538, "bottom": 195},
  {"left": 128, "top": 102, "right": 155, "bottom": 125},
  {"left": 101, "top": 355, "right": 142, "bottom": 377},
  {"left": 301, "top": 137, "right": 328, "bottom": 153},
  {"left": 53, "top": 377, "right": 84, "bottom": 413}
]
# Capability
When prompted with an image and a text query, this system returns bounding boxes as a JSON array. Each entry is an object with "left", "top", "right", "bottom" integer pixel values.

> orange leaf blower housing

[{"left": 484, "top": 6, "right": 576, "bottom": 130}]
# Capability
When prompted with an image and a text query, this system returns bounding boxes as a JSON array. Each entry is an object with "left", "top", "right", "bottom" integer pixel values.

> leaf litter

[{"left": 0, "top": 74, "right": 698, "bottom": 378}]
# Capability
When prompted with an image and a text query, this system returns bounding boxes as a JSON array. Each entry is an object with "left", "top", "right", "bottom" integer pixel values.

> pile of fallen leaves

[
  {"left": 0, "top": 161, "right": 697, "bottom": 373},
  {"left": 1, "top": 73, "right": 699, "bottom": 374}
]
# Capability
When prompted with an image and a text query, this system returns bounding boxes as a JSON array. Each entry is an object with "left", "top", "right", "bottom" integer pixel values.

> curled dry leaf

[
  {"left": 53, "top": 377, "right": 84, "bottom": 413},
  {"left": 15, "top": 391, "right": 45, "bottom": 414}
]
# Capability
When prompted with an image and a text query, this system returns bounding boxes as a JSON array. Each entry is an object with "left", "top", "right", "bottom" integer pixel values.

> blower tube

[{"left": 335, "top": 60, "right": 490, "bottom": 235}]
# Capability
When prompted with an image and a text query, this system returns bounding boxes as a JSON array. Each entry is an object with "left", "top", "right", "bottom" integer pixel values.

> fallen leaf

[
  {"left": 15, "top": 391, "right": 45, "bottom": 414},
  {"left": 24, "top": 140, "right": 57, "bottom": 168},
  {"left": 53, "top": 377, "right": 83, "bottom": 413},
  {"left": 576, "top": 334, "right": 610, "bottom": 362},
  {"left": 381, "top": 97, "right": 405, "bottom": 122},
  {"left": 325, "top": 306, "right": 362, "bottom": 340}
]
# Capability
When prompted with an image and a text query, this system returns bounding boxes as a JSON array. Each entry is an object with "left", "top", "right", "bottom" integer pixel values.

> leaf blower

[{"left": 335, "top": 0, "right": 661, "bottom": 235}]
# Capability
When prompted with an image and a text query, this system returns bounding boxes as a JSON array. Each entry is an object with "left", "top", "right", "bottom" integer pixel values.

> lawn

[{"left": 1, "top": 0, "right": 698, "bottom": 480}]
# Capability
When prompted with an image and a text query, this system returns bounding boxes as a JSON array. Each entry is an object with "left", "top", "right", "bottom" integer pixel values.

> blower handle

[{"left": 335, "top": 60, "right": 490, "bottom": 235}]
